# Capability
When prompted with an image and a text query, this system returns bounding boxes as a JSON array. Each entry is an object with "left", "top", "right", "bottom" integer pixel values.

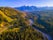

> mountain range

[{"left": 15, "top": 6, "right": 53, "bottom": 12}]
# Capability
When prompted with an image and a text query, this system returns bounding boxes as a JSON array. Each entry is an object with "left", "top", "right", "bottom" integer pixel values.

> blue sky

[{"left": 0, "top": 0, "right": 53, "bottom": 7}]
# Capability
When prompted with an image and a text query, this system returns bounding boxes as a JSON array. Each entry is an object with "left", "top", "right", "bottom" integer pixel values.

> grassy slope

[
  {"left": 0, "top": 7, "right": 47, "bottom": 40},
  {"left": 0, "top": 10, "right": 13, "bottom": 22}
]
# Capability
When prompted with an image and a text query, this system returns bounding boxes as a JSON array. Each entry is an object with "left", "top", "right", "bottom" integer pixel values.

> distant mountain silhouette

[
  {"left": 15, "top": 6, "right": 53, "bottom": 12},
  {"left": 15, "top": 6, "right": 38, "bottom": 12}
]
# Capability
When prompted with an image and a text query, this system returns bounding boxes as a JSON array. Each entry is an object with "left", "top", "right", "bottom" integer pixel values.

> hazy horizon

[{"left": 0, "top": 0, "right": 53, "bottom": 7}]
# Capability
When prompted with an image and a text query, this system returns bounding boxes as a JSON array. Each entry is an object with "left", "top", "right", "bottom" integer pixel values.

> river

[{"left": 29, "top": 19, "right": 52, "bottom": 40}]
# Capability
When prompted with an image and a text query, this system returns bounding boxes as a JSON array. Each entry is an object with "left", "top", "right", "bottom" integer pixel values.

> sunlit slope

[
  {"left": 0, "top": 10, "right": 13, "bottom": 22},
  {"left": 0, "top": 7, "right": 26, "bottom": 18},
  {"left": 0, "top": 7, "right": 47, "bottom": 40},
  {"left": 0, "top": 7, "right": 27, "bottom": 22}
]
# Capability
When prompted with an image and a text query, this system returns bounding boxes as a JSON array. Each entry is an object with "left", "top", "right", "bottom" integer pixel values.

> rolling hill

[{"left": 0, "top": 7, "right": 48, "bottom": 40}]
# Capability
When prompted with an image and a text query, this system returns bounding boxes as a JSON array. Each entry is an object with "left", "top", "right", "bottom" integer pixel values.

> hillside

[{"left": 0, "top": 7, "right": 48, "bottom": 40}]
